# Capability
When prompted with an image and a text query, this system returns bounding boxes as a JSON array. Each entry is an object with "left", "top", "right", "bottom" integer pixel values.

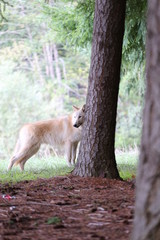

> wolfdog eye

[{"left": 78, "top": 116, "right": 82, "bottom": 119}]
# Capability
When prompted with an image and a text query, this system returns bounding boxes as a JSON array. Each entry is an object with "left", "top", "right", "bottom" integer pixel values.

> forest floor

[{"left": 0, "top": 175, "right": 135, "bottom": 240}]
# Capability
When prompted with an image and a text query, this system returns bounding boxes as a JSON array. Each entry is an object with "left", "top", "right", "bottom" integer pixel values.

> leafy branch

[{"left": 0, "top": 0, "right": 13, "bottom": 23}]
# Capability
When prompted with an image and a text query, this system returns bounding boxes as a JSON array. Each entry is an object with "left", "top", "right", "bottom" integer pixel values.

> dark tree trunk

[
  {"left": 73, "top": 0, "right": 126, "bottom": 178},
  {"left": 132, "top": 1, "right": 160, "bottom": 239}
]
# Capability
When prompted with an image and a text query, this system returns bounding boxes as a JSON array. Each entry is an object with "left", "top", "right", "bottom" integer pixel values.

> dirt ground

[{"left": 0, "top": 175, "right": 135, "bottom": 240}]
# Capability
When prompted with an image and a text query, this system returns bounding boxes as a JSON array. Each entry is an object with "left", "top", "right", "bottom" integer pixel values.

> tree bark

[
  {"left": 73, "top": 0, "right": 126, "bottom": 178},
  {"left": 132, "top": 1, "right": 160, "bottom": 239}
]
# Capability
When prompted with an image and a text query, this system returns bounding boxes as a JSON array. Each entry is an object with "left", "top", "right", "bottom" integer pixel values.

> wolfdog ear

[
  {"left": 82, "top": 104, "right": 86, "bottom": 112},
  {"left": 72, "top": 105, "right": 80, "bottom": 111}
]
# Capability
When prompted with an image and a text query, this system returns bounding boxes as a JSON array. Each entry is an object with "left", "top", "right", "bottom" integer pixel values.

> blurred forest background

[{"left": 0, "top": 0, "right": 146, "bottom": 160}]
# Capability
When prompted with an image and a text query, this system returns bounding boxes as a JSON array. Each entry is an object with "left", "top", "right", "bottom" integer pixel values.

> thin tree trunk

[
  {"left": 43, "top": 44, "right": 50, "bottom": 77},
  {"left": 33, "top": 52, "right": 44, "bottom": 85},
  {"left": 60, "top": 58, "right": 66, "bottom": 80},
  {"left": 26, "top": 26, "right": 44, "bottom": 84},
  {"left": 73, "top": 0, "right": 126, "bottom": 178},
  {"left": 132, "top": 1, "right": 160, "bottom": 239},
  {"left": 24, "top": 49, "right": 34, "bottom": 71},
  {"left": 53, "top": 43, "right": 61, "bottom": 85},
  {"left": 43, "top": 43, "right": 55, "bottom": 80}
]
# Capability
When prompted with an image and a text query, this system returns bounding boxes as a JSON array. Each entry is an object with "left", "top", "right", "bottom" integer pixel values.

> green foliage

[
  {"left": 45, "top": 0, "right": 147, "bottom": 62},
  {"left": 123, "top": 0, "right": 147, "bottom": 63},
  {"left": 0, "top": 0, "right": 87, "bottom": 110},
  {"left": 44, "top": 0, "right": 94, "bottom": 47},
  {"left": 47, "top": 216, "right": 62, "bottom": 225},
  {"left": 116, "top": 61, "right": 145, "bottom": 148}
]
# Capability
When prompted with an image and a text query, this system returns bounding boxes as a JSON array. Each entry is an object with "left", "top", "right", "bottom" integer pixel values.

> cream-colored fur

[{"left": 8, "top": 105, "right": 85, "bottom": 171}]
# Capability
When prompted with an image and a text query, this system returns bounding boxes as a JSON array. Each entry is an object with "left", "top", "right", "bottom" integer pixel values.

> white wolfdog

[{"left": 7, "top": 105, "right": 85, "bottom": 171}]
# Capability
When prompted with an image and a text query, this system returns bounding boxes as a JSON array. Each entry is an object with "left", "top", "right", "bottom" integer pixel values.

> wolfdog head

[{"left": 72, "top": 105, "right": 85, "bottom": 128}]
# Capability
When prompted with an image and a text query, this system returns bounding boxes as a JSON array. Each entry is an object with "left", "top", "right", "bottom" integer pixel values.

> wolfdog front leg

[
  {"left": 71, "top": 142, "right": 78, "bottom": 165},
  {"left": 65, "top": 141, "right": 72, "bottom": 167}
]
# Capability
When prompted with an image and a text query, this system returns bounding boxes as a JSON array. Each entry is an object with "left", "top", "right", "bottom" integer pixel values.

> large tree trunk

[
  {"left": 73, "top": 0, "right": 126, "bottom": 178},
  {"left": 132, "top": 1, "right": 160, "bottom": 239}
]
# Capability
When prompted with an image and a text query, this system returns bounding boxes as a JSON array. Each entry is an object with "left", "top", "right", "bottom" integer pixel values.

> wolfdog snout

[{"left": 73, "top": 124, "right": 79, "bottom": 128}]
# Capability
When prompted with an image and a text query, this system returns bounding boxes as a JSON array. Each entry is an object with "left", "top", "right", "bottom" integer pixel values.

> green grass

[
  {"left": 0, "top": 149, "right": 138, "bottom": 183},
  {"left": 0, "top": 156, "right": 73, "bottom": 183},
  {"left": 116, "top": 149, "right": 138, "bottom": 179}
]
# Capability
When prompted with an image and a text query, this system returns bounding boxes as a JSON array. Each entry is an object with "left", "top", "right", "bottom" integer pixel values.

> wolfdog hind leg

[
  {"left": 7, "top": 139, "right": 21, "bottom": 171},
  {"left": 19, "top": 144, "right": 40, "bottom": 171},
  {"left": 7, "top": 156, "right": 18, "bottom": 171},
  {"left": 8, "top": 144, "right": 40, "bottom": 171}
]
